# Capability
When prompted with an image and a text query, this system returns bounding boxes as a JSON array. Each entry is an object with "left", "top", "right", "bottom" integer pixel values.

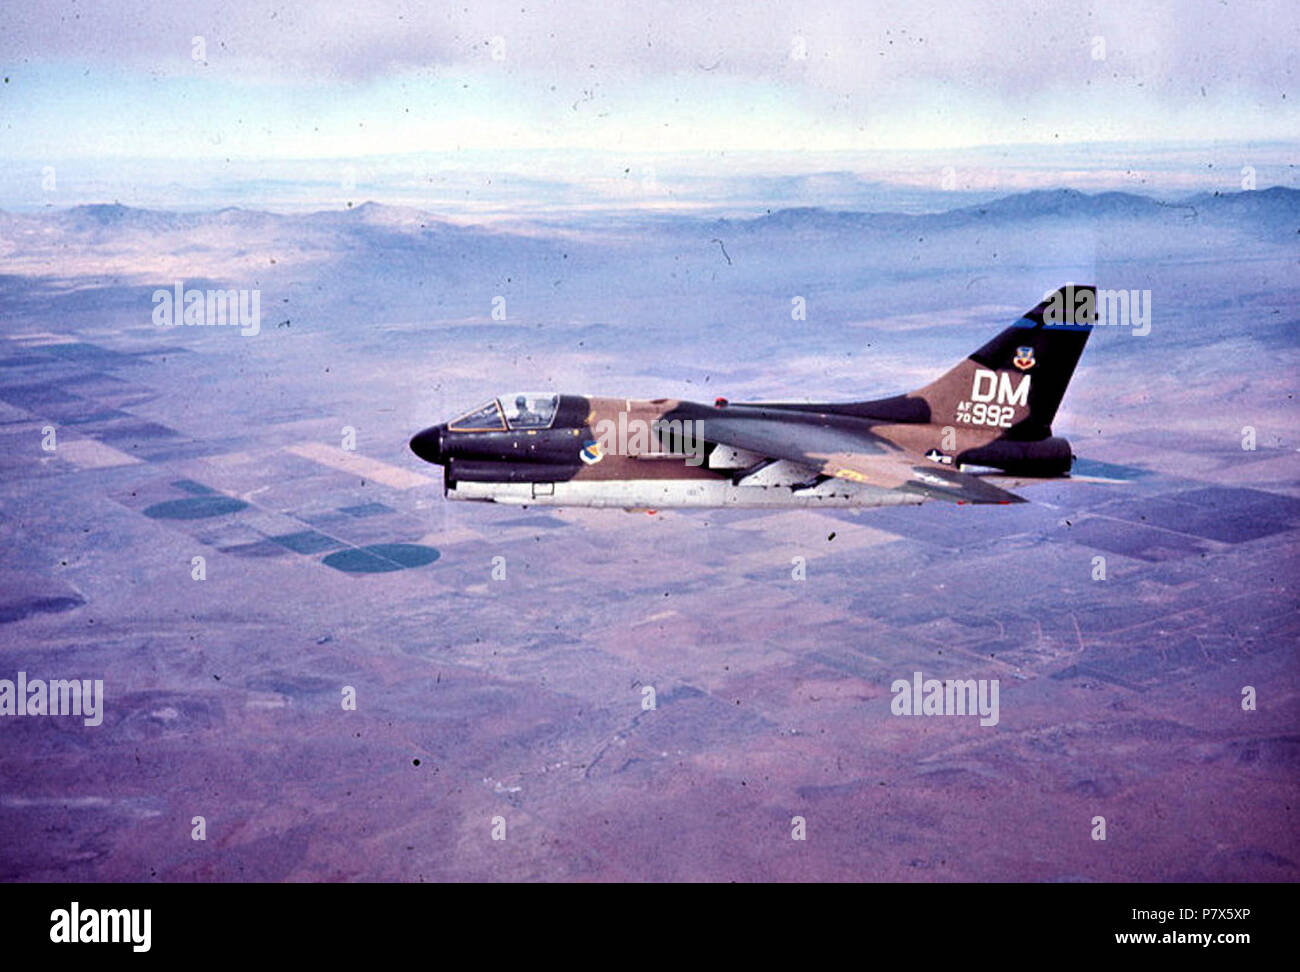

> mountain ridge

[{"left": 3, "top": 186, "right": 1296, "bottom": 234}]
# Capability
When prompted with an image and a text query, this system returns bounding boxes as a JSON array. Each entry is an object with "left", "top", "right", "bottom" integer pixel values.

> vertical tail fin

[{"left": 912, "top": 284, "right": 1094, "bottom": 440}]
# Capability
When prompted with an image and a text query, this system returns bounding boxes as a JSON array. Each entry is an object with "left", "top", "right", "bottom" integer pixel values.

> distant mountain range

[
  {"left": 3, "top": 186, "right": 1297, "bottom": 241},
  {"left": 730, "top": 186, "right": 1300, "bottom": 235}
]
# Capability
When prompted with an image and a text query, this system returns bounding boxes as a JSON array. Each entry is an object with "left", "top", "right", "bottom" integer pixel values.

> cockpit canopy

[
  {"left": 448, "top": 393, "right": 559, "bottom": 431},
  {"left": 501, "top": 392, "right": 559, "bottom": 429}
]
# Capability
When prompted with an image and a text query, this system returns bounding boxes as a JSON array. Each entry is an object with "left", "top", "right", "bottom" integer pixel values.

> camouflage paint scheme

[{"left": 410, "top": 285, "right": 1095, "bottom": 509}]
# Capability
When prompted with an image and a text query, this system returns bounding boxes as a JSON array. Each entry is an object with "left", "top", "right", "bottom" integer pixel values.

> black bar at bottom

[{"left": 0, "top": 881, "right": 1285, "bottom": 959}]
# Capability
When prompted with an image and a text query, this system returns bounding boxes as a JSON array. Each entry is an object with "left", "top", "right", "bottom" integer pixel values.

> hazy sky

[
  {"left": 3, "top": 0, "right": 1296, "bottom": 155},
  {"left": 0, "top": 1, "right": 1295, "bottom": 211}
]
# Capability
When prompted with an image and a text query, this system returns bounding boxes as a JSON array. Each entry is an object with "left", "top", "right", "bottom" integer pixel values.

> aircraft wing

[{"left": 700, "top": 415, "right": 1027, "bottom": 505}]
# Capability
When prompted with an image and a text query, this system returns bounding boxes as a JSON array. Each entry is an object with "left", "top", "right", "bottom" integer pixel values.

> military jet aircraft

[{"left": 409, "top": 284, "right": 1097, "bottom": 509}]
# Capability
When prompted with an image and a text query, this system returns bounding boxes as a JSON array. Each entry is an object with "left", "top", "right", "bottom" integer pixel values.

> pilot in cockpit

[{"left": 512, "top": 394, "right": 536, "bottom": 425}]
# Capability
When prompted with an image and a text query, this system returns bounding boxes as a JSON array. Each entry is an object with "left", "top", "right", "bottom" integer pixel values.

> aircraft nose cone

[{"left": 409, "top": 425, "right": 445, "bottom": 464}]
